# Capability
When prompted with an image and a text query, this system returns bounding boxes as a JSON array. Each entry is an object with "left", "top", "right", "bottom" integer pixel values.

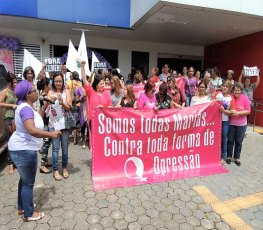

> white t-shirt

[
  {"left": 8, "top": 103, "right": 44, "bottom": 151},
  {"left": 190, "top": 96, "right": 211, "bottom": 106},
  {"left": 215, "top": 92, "right": 233, "bottom": 121}
]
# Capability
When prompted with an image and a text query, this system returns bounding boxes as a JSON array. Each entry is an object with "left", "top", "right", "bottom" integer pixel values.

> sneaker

[{"left": 235, "top": 160, "right": 241, "bottom": 166}]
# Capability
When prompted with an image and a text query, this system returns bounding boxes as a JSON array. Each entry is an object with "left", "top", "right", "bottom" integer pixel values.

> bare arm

[
  {"left": 23, "top": 119, "right": 61, "bottom": 138},
  {"left": 254, "top": 74, "right": 260, "bottom": 88},
  {"left": 81, "top": 61, "right": 89, "bottom": 86},
  {"left": 62, "top": 89, "right": 72, "bottom": 111},
  {"left": 238, "top": 71, "right": 243, "bottom": 83},
  {"left": 0, "top": 89, "right": 16, "bottom": 109},
  {"left": 38, "top": 63, "right": 46, "bottom": 80}
]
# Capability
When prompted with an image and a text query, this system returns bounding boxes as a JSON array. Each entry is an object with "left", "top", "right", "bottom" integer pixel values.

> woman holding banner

[
  {"left": 81, "top": 61, "right": 112, "bottom": 128},
  {"left": 110, "top": 76, "right": 124, "bottom": 107},
  {"left": 167, "top": 76, "right": 185, "bottom": 109},
  {"left": 137, "top": 81, "right": 156, "bottom": 109},
  {"left": 213, "top": 80, "right": 235, "bottom": 164},
  {"left": 226, "top": 83, "right": 251, "bottom": 166},
  {"left": 116, "top": 84, "right": 136, "bottom": 108}
]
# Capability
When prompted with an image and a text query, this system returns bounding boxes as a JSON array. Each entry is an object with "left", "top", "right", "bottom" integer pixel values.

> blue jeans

[
  {"left": 227, "top": 125, "right": 247, "bottom": 160},
  {"left": 50, "top": 128, "right": 70, "bottom": 171},
  {"left": 221, "top": 121, "right": 230, "bottom": 160},
  {"left": 185, "top": 94, "right": 192, "bottom": 107},
  {"left": 41, "top": 126, "right": 51, "bottom": 166},
  {"left": 9, "top": 150, "right": 37, "bottom": 218}
]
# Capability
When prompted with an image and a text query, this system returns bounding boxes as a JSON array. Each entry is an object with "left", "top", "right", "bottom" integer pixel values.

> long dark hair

[
  {"left": 92, "top": 74, "right": 104, "bottom": 91},
  {"left": 23, "top": 66, "right": 35, "bottom": 80},
  {"left": 37, "top": 77, "right": 50, "bottom": 91}
]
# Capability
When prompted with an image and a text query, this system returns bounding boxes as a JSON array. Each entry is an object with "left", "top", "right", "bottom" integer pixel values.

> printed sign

[
  {"left": 94, "top": 62, "right": 107, "bottom": 72},
  {"left": 44, "top": 57, "right": 61, "bottom": 72},
  {"left": 91, "top": 102, "right": 228, "bottom": 191},
  {"left": 243, "top": 65, "right": 260, "bottom": 77}
]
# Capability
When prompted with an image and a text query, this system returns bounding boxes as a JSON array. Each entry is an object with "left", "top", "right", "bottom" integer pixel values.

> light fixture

[{"left": 72, "top": 28, "right": 100, "bottom": 33}]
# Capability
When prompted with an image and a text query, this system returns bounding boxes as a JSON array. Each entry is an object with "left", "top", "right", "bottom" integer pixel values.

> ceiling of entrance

[{"left": 1, "top": 3, "right": 263, "bottom": 46}]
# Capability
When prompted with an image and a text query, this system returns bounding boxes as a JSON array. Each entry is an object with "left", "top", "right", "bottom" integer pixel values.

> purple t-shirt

[
  {"left": 20, "top": 107, "right": 34, "bottom": 122},
  {"left": 184, "top": 77, "right": 198, "bottom": 96}
]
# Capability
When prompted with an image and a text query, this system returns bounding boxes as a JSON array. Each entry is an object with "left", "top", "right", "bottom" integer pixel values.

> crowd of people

[{"left": 0, "top": 62, "right": 260, "bottom": 221}]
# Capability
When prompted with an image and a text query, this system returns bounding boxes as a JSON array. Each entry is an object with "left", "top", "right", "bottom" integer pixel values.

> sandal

[
  {"left": 62, "top": 169, "right": 69, "bottom": 179},
  {"left": 23, "top": 212, "right": 44, "bottom": 222},
  {"left": 39, "top": 166, "right": 51, "bottom": 174},
  {"left": 53, "top": 171, "right": 62, "bottom": 181},
  {"left": 18, "top": 203, "right": 36, "bottom": 215}
]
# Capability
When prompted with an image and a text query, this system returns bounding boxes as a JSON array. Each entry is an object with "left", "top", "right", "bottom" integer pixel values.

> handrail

[{"left": 253, "top": 100, "right": 263, "bottom": 131}]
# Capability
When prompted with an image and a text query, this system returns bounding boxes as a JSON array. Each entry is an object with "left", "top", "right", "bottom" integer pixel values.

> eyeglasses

[
  {"left": 28, "top": 89, "right": 37, "bottom": 94},
  {"left": 54, "top": 80, "right": 63, "bottom": 83}
]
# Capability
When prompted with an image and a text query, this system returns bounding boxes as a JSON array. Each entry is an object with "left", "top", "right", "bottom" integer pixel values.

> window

[
  {"left": 132, "top": 51, "right": 149, "bottom": 80},
  {"left": 13, "top": 42, "right": 42, "bottom": 79}
]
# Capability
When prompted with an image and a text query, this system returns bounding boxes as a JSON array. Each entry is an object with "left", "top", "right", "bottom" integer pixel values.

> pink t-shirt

[
  {"left": 137, "top": 92, "right": 156, "bottom": 109},
  {"left": 84, "top": 84, "right": 112, "bottom": 120},
  {"left": 230, "top": 94, "right": 251, "bottom": 126},
  {"left": 175, "top": 77, "right": 185, "bottom": 96}
]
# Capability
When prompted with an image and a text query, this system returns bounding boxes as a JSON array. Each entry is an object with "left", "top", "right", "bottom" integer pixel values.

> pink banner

[
  {"left": 0, "top": 49, "right": 14, "bottom": 73},
  {"left": 91, "top": 102, "right": 228, "bottom": 191}
]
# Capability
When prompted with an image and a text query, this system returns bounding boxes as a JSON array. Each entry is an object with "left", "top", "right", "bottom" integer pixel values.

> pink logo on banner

[{"left": 91, "top": 102, "right": 228, "bottom": 191}]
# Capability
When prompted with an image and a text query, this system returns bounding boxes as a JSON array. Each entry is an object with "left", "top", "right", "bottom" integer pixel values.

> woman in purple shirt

[
  {"left": 8, "top": 79, "right": 60, "bottom": 221},
  {"left": 184, "top": 66, "right": 198, "bottom": 106}
]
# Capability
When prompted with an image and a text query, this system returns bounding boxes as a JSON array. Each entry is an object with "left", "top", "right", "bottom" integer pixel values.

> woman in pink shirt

[
  {"left": 81, "top": 61, "right": 112, "bottom": 123},
  {"left": 137, "top": 81, "right": 156, "bottom": 109},
  {"left": 226, "top": 83, "right": 251, "bottom": 166}
]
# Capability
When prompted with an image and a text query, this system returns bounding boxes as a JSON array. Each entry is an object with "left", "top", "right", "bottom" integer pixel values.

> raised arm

[
  {"left": 254, "top": 74, "right": 260, "bottom": 88},
  {"left": 238, "top": 71, "right": 243, "bottom": 83},
  {"left": 81, "top": 61, "right": 89, "bottom": 86}
]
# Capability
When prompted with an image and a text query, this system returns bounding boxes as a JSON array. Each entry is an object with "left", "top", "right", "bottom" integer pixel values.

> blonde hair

[{"left": 110, "top": 75, "right": 122, "bottom": 96}]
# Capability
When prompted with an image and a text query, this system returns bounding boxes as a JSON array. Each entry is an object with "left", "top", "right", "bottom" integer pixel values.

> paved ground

[{"left": 0, "top": 125, "right": 262, "bottom": 230}]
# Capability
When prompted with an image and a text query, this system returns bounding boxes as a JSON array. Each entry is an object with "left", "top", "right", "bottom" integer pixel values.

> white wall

[
  {"left": 1, "top": 27, "right": 204, "bottom": 78},
  {"left": 163, "top": 0, "right": 263, "bottom": 16}
]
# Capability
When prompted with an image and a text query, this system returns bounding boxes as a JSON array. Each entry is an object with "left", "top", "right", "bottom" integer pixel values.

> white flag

[
  {"left": 66, "top": 40, "right": 81, "bottom": 75},
  {"left": 91, "top": 51, "right": 99, "bottom": 72},
  {"left": 23, "top": 49, "right": 42, "bottom": 77},
  {"left": 78, "top": 31, "right": 91, "bottom": 76}
]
